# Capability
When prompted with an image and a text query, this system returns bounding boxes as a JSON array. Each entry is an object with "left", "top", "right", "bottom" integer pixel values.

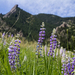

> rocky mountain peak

[
  {"left": 59, "top": 22, "right": 70, "bottom": 28},
  {"left": 3, "top": 4, "right": 18, "bottom": 18},
  {"left": 56, "top": 22, "right": 70, "bottom": 31}
]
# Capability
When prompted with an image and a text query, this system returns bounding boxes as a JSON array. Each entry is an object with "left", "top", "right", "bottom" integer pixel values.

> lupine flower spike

[
  {"left": 62, "top": 57, "right": 75, "bottom": 75},
  {"left": 8, "top": 39, "right": 21, "bottom": 72},
  {"left": 8, "top": 45, "right": 16, "bottom": 71},
  {"left": 61, "top": 50, "right": 75, "bottom": 75},
  {"left": 48, "top": 28, "right": 57, "bottom": 57},
  {"left": 14, "top": 39, "right": 21, "bottom": 67},
  {"left": 2, "top": 32, "right": 5, "bottom": 42},
  {"left": 36, "top": 22, "right": 45, "bottom": 57}
]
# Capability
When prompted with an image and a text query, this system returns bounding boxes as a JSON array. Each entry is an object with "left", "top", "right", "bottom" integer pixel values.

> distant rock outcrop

[
  {"left": 3, "top": 4, "right": 18, "bottom": 18},
  {"left": 56, "top": 22, "right": 70, "bottom": 31}
]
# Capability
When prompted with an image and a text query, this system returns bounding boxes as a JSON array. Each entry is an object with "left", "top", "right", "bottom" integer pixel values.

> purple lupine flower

[
  {"left": 2, "top": 32, "right": 5, "bottom": 43},
  {"left": 8, "top": 39, "right": 21, "bottom": 71},
  {"left": 3, "top": 40, "right": 6, "bottom": 46},
  {"left": 11, "top": 34, "right": 13, "bottom": 37},
  {"left": 2, "top": 32, "right": 5, "bottom": 38},
  {"left": 14, "top": 39, "right": 21, "bottom": 66},
  {"left": 47, "top": 28, "right": 57, "bottom": 57},
  {"left": 8, "top": 45, "right": 16, "bottom": 71},
  {"left": 36, "top": 22, "right": 45, "bottom": 56},
  {"left": 62, "top": 57, "right": 75, "bottom": 75}
]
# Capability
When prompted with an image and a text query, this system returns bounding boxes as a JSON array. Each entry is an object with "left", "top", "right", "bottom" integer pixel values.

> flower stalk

[
  {"left": 8, "top": 38, "right": 21, "bottom": 72},
  {"left": 36, "top": 22, "right": 45, "bottom": 57}
]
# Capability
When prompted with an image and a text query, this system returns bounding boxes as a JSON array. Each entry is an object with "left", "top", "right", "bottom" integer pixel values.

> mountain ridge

[
  {"left": 0, "top": 4, "right": 75, "bottom": 50},
  {"left": 0, "top": 5, "right": 75, "bottom": 36}
]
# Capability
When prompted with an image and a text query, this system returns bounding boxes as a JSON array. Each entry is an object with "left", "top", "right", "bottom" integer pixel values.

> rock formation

[
  {"left": 3, "top": 4, "right": 18, "bottom": 18},
  {"left": 56, "top": 22, "right": 70, "bottom": 31}
]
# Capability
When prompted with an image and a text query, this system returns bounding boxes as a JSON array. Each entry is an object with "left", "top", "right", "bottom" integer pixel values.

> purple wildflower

[
  {"left": 2, "top": 32, "right": 5, "bottom": 43},
  {"left": 8, "top": 39, "right": 21, "bottom": 71},
  {"left": 14, "top": 39, "right": 21, "bottom": 66},
  {"left": 2, "top": 32, "right": 5, "bottom": 38},
  {"left": 47, "top": 28, "right": 57, "bottom": 57},
  {"left": 62, "top": 57, "right": 75, "bottom": 75},
  {"left": 36, "top": 22, "right": 45, "bottom": 56},
  {"left": 11, "top": 34, "right": 13, "bottom": 37},
  {"left": 8, "top": 45, "right": 16, "bottom": 71},
  {"left": 2, "top": 32, "right": 7, "bottom": 46}
]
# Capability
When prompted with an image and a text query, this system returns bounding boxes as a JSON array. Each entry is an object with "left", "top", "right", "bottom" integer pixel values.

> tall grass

[{"left": 0, "top": 28, "right": 75, "bottom": 75}]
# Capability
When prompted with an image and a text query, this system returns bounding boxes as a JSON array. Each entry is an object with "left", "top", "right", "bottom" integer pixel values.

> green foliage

[
  {"left": 0, "top": 42, "right": 62, "bottom": 75},
  {"left": 0, "top": 32, "right": 74, "bottom": 75},
  {"left": 56, "top": 23, "right": 75, "bottom": 51}
]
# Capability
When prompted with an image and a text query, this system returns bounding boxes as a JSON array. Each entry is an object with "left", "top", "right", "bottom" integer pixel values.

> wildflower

[
  {"left": 14, "top": 39, "right": 21, "bottom": 67},
  {"left": 11, "top": 34, "right": 13, "bottom": 37},
  {"left": 2, "top": 32, "right": 5, "bottom": 43},
  {"left": 8, "top": 45, "right": 16, "bottom": 71},
  {"left": 62, "top": 56, "right": 75, "bottom": 75},
  {"left": 47, "top": 28, "right": 57, "bottom": 57},
  {"left": 60, "top": 47, "right": 63, "bottom": 56},
  {"left": 36, "top": 22, "right": 45, "bottom": 56},
  {"left": 2, "top": 32, "right": 7, "bottom": 46},
  {"left": 2, "top": 32, "right": 5, "bottom": 38},
  {"left": 61, "top": 49, "right": 67, "bottom": 63},
  {"left": 8, "top": 39, "right": 21, "bottom": 71},
  {"left": 3, "top": 40, "right": 6, "bottom": 46}
]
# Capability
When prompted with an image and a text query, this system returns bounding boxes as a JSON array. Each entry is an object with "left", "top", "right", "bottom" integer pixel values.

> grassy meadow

[{"left": 0, "top": 26, "right": 75, "bottom": 75}]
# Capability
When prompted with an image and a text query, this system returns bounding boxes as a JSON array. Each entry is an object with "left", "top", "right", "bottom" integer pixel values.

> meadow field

[{"left": 0, "top": 23, "right": 75, "bottom": 75}]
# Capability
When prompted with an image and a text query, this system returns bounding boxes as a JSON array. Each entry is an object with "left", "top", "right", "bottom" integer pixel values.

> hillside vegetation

[{"left": 0, "top": 5, "right": 75, "bottom": 50}]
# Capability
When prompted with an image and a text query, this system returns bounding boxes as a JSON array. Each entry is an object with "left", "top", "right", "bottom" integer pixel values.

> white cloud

[{"left": 0, "top": 0, "right": 75, "bottom": 17}]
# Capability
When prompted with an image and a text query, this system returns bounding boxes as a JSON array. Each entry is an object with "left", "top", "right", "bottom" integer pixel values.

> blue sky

[{"left": 0, "top": 0, "right": 75, "bottom": 17}]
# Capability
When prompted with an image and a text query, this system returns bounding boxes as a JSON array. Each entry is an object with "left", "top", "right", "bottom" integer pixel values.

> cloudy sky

[{"left": 0, "top": 0, "right": 75, "bottom": 17}]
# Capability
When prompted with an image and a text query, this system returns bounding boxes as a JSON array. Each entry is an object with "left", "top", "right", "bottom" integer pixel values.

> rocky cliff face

[
  {"left": 3, "top": 4, "right": 18, "bottom": 18},
  {"left": 56, "top": 22, "right": 70, "bottom": 32}
]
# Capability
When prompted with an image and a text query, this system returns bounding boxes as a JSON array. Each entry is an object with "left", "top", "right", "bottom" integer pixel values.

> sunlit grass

[{"left": 0, "top": 32, "right": 74, "bottom": 75}]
